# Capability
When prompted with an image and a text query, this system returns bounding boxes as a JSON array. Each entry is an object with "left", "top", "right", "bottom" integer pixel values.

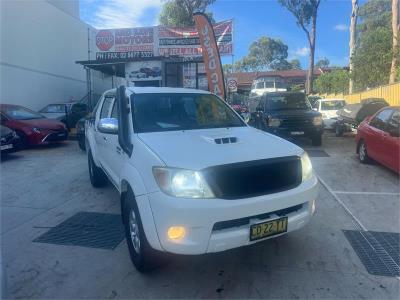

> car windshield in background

[
  {"left": 132, "top": 93, "right": 245, "bottom": 133},
  {"left": 321, "top": 100, "right": 346, "bottom": 110},
  {"left": 266, "top": 93, "right": 311, "bottom": 110},
  {"left": 3, "top": 106, "right": 43, "bottom": 120},
  {"left": 40, "top": 104, "right": 67, "bottom": 113}
]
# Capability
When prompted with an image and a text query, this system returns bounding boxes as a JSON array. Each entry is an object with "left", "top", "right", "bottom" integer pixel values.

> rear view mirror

[
  {"left": 313, "top": 108, "right": 318, "bottom": 111},
  {"left": 98, "top": 118, "right": 118, "bottom": 134}
]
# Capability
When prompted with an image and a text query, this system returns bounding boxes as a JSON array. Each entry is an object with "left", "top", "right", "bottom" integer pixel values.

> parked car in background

[
  {"left": 39, "top": 102, "right": 88, "bottom": 130},
  {"left": 335, "top": 98, "right": 388, "bottom": 136},
  {"left": 86, "top": 86, "right": 318, "bottom": 271},
  {"left": 0, "top": 104, "right": 68, "bottom": 147},
  {"left": 129, "top": 71, "right": 147, "bottom": 79},
  {"left": 0, "top": 125, "right": 20, "bottom": 153},
  {"left": 312, "top": 98, "right": 346, "bottom": 129},
  {"left": 248, "top": 92, "right": 324, "bottom": 146},
  {"left": 356, "top": 106, "right": 400, "bottom": 174},
  {"left": 39, "top": 103, "right": 73, "bottom": 123}
]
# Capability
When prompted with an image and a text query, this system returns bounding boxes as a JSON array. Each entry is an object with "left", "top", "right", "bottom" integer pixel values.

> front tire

[
  {"left": 311, "top": 134, "right": 322, "bottom": 146},
  {"left": 123, "top": 188, "right": 161, "bottom": 272},
  {"left": 78, "top": 135, "right": 85, "bottom": 151},
  {"left": 358, "top": 140, "right": 370, "bottom": 164},
  {"left": 335, "top": 124, "right": 344, "bottom": 137},
  {"left": 88, "top": 150, "right": 107, "bottom": 187}
]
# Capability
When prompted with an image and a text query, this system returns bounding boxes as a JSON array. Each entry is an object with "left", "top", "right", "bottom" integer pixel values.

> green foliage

[
  {"left": 314, "top": 70, "right": 350, "bottom": 94},
  {"left": 278, "top": 0, "right": 320, "bottom": 28},
  {"left": 289, "top": 59, "right": 302, "bottom": 70},
  {"left": 159, "top": 0, "right": 215, "bottom": 27},
  {"left": 228, "top": 36, "right": 303, "bottom": 72},
  {"left": 290, "top": 84, "right": 305, "bottom": 92},
  {"left": 352, "top": 27, "right": 393, "bottom": 89},
  {"left": 351, "top": 0, "right": 393, "bottom": 90},
  {"left": 315, "top": 57, "right": 330, "bottom": 68},
  {"left": 357, "top": 0, "right": 391, "bottom": 34}
]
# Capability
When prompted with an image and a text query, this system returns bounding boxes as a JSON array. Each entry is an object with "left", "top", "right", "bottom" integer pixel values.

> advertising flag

[{"left": 193, "top": 12, "right": 226, "bottom": 100}]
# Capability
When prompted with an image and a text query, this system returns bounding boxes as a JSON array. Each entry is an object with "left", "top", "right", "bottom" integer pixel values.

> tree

[
  {"left": 349, "top": 0, "right": 358, "bottom": 93},
  {"left": 247, "top": 37, "right": 290, "bottom": 70},
  {"left": 289, "top": 59, "right": 302, "bottom": 70},
  {"left": 352, "top": 0, "right": 393, "bottom": 90},
  {"left": 315, "top": 57, "right": 330, "bottom": 68},
  {"left": 389, "top": 0, "right": 399, "bottom": 84},
  {"left": 279, "top": 0, "right": 321, "bottom": 94},
  {"left": 314, "top": 70, "right": 350, "bottom": 94},
  {"left": 159, "top": 0, "right": 215, "bottom": 27}
]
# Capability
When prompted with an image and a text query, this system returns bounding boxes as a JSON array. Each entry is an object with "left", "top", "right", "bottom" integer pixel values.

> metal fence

[{"left": 314, "top": 82, "right": 400, "bottom": 106}]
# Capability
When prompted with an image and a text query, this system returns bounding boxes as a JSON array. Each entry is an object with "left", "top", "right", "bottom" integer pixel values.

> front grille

[
  {"left": 202, "top": 156, "right": 302, "bottom": 200},
  {"left": 212, "top": 204, "right": 303, "bottom": 231},
  {"left": 44, "top": 130, "right": 68, "bottom": 142},
  {"left": 280, "top": 117, "right": 313, "bottom": 129}
]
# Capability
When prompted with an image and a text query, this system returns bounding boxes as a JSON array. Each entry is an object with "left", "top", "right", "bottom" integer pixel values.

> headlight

[
  {"left": 301, "top": 152, "right": 313, "bottom": 181},
  {"left": 32, "top": 127, "right": 41, "bottom": 133},
  {"left": 313, "top": 116, "right": 323, "bottom": 126},
  {"left": 268, "top": 117, "right": 281, "bottom": 127},
  {"left": 153, "top": 167, "right": 215, "bottom": 198}
]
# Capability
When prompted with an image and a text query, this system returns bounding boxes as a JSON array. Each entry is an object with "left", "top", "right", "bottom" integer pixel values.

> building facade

[{"left": 0, "top": 0, "right": 114, "bottom": 110}]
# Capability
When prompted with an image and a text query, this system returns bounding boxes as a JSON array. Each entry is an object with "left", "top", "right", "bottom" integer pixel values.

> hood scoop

[{"left": 214, "top": 137, "right": 238, "bottom": 144}]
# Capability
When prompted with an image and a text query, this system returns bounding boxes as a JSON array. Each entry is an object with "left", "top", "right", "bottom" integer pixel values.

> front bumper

[
  {"left": 146, "top": 175, "right": 318, "bottom": 255},
  {"left": 264, "top": 126, "right": 323, "bottom": 138}
]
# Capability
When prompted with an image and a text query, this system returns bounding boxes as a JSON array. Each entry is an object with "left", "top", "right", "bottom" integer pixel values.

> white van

[{"left": 250, "top": 76, "right": 287, "bottom": 96}]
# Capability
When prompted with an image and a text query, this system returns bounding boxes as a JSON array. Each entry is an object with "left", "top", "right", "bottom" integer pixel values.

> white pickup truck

[{"left": 86, "top": 86, "right": 318, "bottom": 271}]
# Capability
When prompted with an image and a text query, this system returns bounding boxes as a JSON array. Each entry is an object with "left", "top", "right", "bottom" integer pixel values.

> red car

[
  {"left": 356, "top": 106, "right": 400, "bottom": 174},
  {"left": 0, "top": 104, "right": 68, "bottom": 147}
]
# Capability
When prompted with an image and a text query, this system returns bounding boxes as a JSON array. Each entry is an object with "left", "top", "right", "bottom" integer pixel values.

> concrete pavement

[{"left": 1, "top": 132, "right": 399, "bottom": 299}]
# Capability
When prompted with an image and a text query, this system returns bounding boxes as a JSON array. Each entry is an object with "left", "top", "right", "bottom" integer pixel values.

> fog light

[{"left": 167, "top": 226, "right": 186, "bottom": 240}]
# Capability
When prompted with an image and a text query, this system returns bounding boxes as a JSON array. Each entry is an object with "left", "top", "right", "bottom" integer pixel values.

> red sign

[{"left": 96, "top": 30, "right": 114, "bottom": 51}]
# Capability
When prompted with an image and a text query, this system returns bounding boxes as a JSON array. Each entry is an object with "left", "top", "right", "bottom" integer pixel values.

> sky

[{"left": 80, "top": 0, "right": 366, "bottom": 69}]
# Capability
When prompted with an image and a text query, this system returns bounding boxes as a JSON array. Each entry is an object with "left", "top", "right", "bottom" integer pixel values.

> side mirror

[{"left": 98, "top": 118, "right": 118, "bottom": 134}]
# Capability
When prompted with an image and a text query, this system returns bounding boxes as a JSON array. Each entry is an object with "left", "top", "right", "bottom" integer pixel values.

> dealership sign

[{"left": 94, "top": 20, "right": 233, "bottom": 61}]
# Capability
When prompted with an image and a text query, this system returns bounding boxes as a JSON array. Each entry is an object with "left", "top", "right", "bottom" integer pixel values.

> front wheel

[
  {"left": 358, "top": 140, "right": 370, "bottom": 164},
  {"left": 78, "top": 135, "right": 85, "bottom": 151},
  {"left": 335, "top": 124, "right": 344, "bottom": 137},
  {"left": 88, "top": 150, "right": 107, "bottom": 187},
  {"left": 123, "top": 188, "right": 162, "bottom": 272},
  {"left": 311, "top": 135, "right": 322, "bottom": 146}
]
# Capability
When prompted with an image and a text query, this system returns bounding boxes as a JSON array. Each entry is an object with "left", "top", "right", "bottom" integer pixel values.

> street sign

[{"left": 227, "top": 77, "right": 238, "bottom": 92}]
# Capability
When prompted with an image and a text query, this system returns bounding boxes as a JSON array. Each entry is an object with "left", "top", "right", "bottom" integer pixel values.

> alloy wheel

[{"left": 129, "top": 209, "right": 141, "bottom": 254}]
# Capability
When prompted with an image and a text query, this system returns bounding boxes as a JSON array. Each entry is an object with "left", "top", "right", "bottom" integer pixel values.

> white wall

[{"left": 0, "top": 0, "right": 112, "bottom": 110}]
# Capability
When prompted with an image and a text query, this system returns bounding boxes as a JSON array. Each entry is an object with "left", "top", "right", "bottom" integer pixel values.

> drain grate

[
  {"left": 343, "top": 230, "right": 400, "bottom": 277},
  {"left": 306, "top": 149, "right": 330, "bottom": 157},
  {"left": 33, "top": 212, "right": 125, "bottom": 250}
]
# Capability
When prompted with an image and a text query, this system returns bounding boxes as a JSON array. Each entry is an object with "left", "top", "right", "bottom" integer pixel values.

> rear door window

[{"left": 370, "top": 109, "right": 393, "bottom": 131}]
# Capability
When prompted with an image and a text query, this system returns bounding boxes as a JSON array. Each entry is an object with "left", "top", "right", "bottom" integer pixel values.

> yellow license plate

[{"left": 250, "top": 217, "right": 288, "bottom": 241}]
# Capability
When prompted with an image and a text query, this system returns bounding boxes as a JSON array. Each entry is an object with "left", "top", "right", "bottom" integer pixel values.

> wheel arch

[{"left": 119, "top": 177, "right": 163, "bottom": 252}]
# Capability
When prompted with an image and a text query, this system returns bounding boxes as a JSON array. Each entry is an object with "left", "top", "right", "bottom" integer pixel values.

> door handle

[{"left": 103, "top": 136, "right": 107, "bottom": 141}]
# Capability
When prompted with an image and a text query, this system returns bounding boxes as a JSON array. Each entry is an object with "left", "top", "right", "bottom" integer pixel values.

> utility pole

[{"left": 349, "top": 0, "right": 358, "bottom": 94}]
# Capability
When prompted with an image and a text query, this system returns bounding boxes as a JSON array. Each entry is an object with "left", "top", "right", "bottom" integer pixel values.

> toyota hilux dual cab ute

[{"left": 86, "top": 86, "right": 318, "bottom": 271}]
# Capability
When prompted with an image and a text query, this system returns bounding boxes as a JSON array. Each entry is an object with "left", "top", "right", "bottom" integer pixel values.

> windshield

[
  {"left": 321, "top": 100, "right": 346, "bottom": 110},
  {"left": 132, "top": 93, "right": 246, "bottom": 133},
  {"left": 2, "top": 106, "right": 44, "bottom": 120},
  {"left": 40, "top": 104, "right": 68, "bottom": 113},
  {"left": 266, "top": 93, "right": 311, "bottom": 110}
]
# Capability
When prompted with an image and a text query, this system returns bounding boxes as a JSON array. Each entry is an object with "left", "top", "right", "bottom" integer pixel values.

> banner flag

[{"left": 193, "top": 12, "right": 226, "bottom": 100}]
